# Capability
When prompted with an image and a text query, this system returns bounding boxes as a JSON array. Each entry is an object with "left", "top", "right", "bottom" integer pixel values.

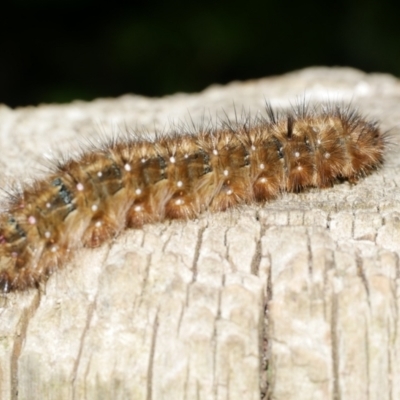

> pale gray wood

[{"left": 0, "top": 67, "right": 399, "bottom": 400}]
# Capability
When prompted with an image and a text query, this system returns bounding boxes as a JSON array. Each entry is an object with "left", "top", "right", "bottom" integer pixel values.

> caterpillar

[{"left": 0, "top": 102, "right": 387, "bottom": 292}]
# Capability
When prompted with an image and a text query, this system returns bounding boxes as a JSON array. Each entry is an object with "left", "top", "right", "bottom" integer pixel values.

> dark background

[{"left": 2, "top": 0, "right": 399, "bottom": 108}]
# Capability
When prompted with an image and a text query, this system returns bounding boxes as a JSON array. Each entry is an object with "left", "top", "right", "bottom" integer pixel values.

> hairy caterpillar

[{"left": 0, "top": 102, "right": 387, "bottom": 292}]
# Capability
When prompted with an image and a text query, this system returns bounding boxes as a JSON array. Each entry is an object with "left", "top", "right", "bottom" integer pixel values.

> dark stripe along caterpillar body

[{"left": 0, "top": 103, "right": 386, "bottom": 292}]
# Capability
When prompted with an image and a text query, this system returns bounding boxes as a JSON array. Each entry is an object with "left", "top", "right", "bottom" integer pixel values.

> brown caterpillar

[{"left": 0, "top": 102, "right": 387, "bottom": 292}]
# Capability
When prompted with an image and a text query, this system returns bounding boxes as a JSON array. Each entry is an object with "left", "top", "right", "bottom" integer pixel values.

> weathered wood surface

[{"left": 0, "top": 67, "right": 399, "bottom": 400}]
